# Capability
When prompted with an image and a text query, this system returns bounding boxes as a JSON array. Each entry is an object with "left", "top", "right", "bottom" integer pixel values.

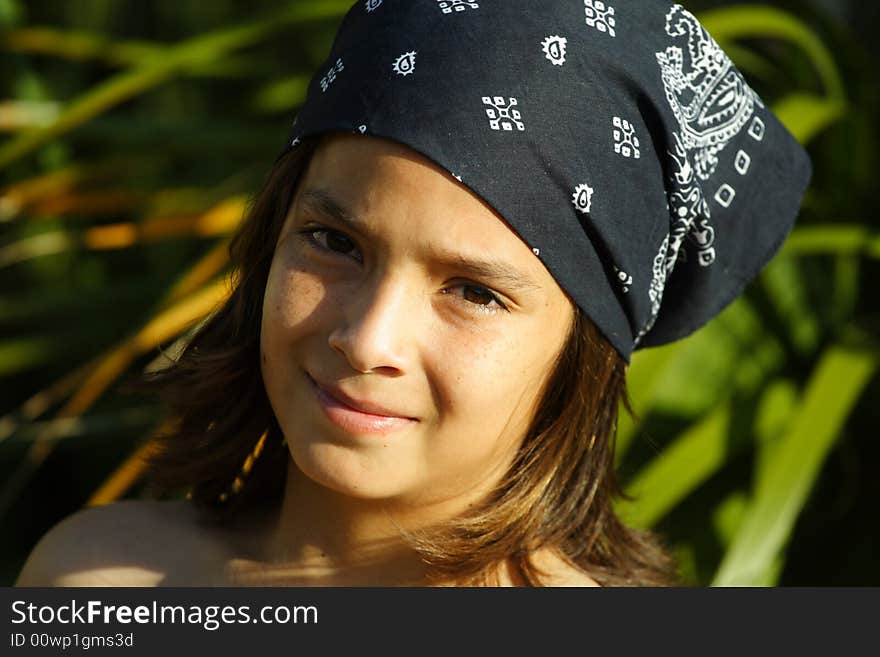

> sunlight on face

[{"left": 260, "top": 133, "right": 575, "bottom": 509}]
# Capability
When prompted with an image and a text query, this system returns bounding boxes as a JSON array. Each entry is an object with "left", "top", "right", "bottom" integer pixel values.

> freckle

[{"left": 262, "top": 352, "right": 267, "bottom": 364}]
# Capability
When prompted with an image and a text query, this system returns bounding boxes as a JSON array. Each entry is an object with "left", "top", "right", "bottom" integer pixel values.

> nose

[{"left": 327, "top": 272, "right": 415, "bottom": 375}]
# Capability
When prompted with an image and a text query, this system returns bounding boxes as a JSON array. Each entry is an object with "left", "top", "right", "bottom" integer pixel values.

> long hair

[{"left": 135, "top": 136, "right": 679, "bottom": 586}]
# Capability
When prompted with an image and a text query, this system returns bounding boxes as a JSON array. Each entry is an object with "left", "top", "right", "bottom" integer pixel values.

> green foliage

[
  {"left": 1, "top": 1, "right": 877, "bottom": 586},
  {"left": 713, "top": 345, "right": 879, "bottom": 585},
  {"left": 698, "top": 5, "right": 846, "bottom": 100},
  {"left": 618, "top": 2, "right": 879, "bottom": 585}
]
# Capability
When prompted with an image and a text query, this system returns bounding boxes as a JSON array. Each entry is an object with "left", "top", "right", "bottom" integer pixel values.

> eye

[
  {"left": 298, "top": 227, "right": 361, "bottom": 262},
  {"left": 443, "top": 282, "right": 509, "bottom": 315}
]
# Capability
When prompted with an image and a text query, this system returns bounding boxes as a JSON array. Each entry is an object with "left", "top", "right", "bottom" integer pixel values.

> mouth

[{"left": 305, "top": 372, "right": 418, "bottom": 435}]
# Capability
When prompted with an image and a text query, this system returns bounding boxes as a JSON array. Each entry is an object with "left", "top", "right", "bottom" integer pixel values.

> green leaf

[
  {"left": 752, "top": 379, "right": 799, "bottom": 492},
  {"left": 0, "top": 231, "right": 75, "bottom": 269},
  {"left": 0, "top": 0, "right": 23, "bottom": 26},
  {"left": 0, "top": 337, "right": 59, "bottom": 376},
  {"left": 616, "top": 400, "right": 734, "bottom": 530},
  {"left": 616, "top": 319, "right": 785, "bottom": 529},
  {"left": 0, "top": 27, "right": 264, "bottom": 77},
  {"left": 713, "top": 490, "right": 749, "bottom": 547},
  {"left": 1, "top": 27, "right": 171, "bottom": 65},
  {"left": 3, "top": 407, "right": 157, "bottom": 445},
  {"left": 759, "top": 255, "right": 820, "bottom": 356},
  {"left": 829, "top": 256, "right": 861, "bottom": 327},
  {"left": 720, "top": 43, "right": 779, "bottom": 82},
  {"left": 648, "top": 298, "right": 767, "bottom": 418},
  {"left": 617, "top": 341, "right": 681, "bottom": 461},
  {"left": 782, "top": 225, "right": 880, "bottom": 258},
  {"left": 620, "top": 298, "right": 778, "bottom": 462},
  {"left": 712, "top": 345, "right": 879, "bottom": 586},
  {"left": 251, "top": 75, "right": 312, "bottom": 113},
  {"left": 771, "top": 93, "right": 847, "bottom": 144},
  {"left": 698, "top": 5, "right": 845, "bottom": 101},
  {"left": 0, "top": 0, "right": 351, "bottom": 169}
]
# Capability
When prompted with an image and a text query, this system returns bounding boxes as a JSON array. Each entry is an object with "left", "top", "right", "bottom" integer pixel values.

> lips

[
  {"left": 307, "top": 373, "right": 416, "bottom": 420},
  {"left": 306, "top": 372, "right": 417, "bottom": 436}
]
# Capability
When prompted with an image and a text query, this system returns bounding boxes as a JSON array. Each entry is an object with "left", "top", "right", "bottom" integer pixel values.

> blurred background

[{"left": 1, "top": 0, "right": 877, "bottom": 586}]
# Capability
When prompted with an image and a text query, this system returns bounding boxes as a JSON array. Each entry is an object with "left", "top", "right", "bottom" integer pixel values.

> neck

[{"left": 233, "top": 458, "right": 491, "bottom": 586}]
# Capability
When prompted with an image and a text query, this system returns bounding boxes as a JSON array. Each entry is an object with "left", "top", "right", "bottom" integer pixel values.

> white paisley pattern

[
  {"left": 393, "top": 51, "right": 417, "bottom": 76},
  {"left": 646, "top": 235, "right": 670, "bottom": 315},
  {"left": 612, "top": 116, "right": 640, "bottom": 159},
  {"left": 437, "top": 0, "right": 479, "bottom": 13},
  {"left": 541, "top": 35, "right": 568, "bottom": 66},
  {"left": 320, "top": 58, "right": 344, "bottom": 93},
  {"left": 656, "top": 4, "right": 762, "bottom": 180},
  {"left": 572, "top": 183, "right": 594, "bottom": 214},
  {"left": 613, "top": 265, "right": 633, "bottom": 294},
  {"left": 584, "top": 1, "right": 616, "bottom": 37},
  {"left": 482, "top": 96, "right": 524, "bottom": 131},
  {"left": 635, "top": 4, "right": 765, "bottom": 347}
]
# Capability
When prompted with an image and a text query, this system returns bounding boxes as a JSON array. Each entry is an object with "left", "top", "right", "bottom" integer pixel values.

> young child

[{"left": 17, "top": 1, "right": 810, "bottom": 587}]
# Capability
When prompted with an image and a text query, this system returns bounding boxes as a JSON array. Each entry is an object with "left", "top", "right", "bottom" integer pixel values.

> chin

[{"left": 287, "top": 439, "right": 415, "bottom": 501}]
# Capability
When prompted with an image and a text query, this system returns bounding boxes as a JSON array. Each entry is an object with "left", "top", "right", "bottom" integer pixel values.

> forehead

[
  {"left": 302, "top": 133, "right": 504, "bottom": 225},
  {"left": 296, "top": 134, "right": 557, "bottom": 288},
  {"left": 293, "top": 134, "right": 575, "bottom": 305}
]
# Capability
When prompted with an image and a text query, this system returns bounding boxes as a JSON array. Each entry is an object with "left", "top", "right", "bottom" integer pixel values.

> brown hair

[{"left": 136, "top": 135, "right": 680, "bottom": 587}]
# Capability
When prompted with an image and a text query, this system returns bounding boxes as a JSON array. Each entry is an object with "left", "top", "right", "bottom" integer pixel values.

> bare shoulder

[
  {"left": 526, "top": 548, "right": 601, "bottom": 587},
  {"left": 15, "top": 499, "right": 222, "bottom": 587}
]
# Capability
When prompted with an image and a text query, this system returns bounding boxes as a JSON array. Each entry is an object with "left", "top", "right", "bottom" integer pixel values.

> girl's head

[
  {"left": 142, "top": 131, "right": 677, "bottom": 585},
  {"left": 261, "top": 132, "right": 575, "bottom": 505}
]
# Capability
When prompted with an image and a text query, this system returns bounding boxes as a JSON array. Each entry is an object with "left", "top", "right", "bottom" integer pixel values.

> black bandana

[{"left": 277, "top": 0, "right": 812, "bottom": 362}]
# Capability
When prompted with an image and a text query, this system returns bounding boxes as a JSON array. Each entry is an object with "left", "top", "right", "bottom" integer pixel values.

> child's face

[{"left": 260, "top": 133, "right": 574, "bottom": 510}]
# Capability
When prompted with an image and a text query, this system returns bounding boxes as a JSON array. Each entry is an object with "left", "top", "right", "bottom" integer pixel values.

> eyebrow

[{"left": 298, "top": 188, "right": 542, "bottom": 294}]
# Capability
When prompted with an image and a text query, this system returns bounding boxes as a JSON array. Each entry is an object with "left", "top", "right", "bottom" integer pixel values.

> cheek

[
  {"left": 261, "top": 256, "right": 328, "bottom": 347},
  {"left": 260, "top": 257, "right": 334, "bottom": 400},
  {"left": 435, "top": 326, "right": 552, "bottom": 432},
  {"left": 418, "top": 333, "right": 553, "bottom": 495}
]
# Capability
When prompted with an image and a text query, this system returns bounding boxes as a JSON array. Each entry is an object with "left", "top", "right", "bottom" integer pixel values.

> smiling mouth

[{"left": 305, "top": 373, "right": 417, "bottom": 435}]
